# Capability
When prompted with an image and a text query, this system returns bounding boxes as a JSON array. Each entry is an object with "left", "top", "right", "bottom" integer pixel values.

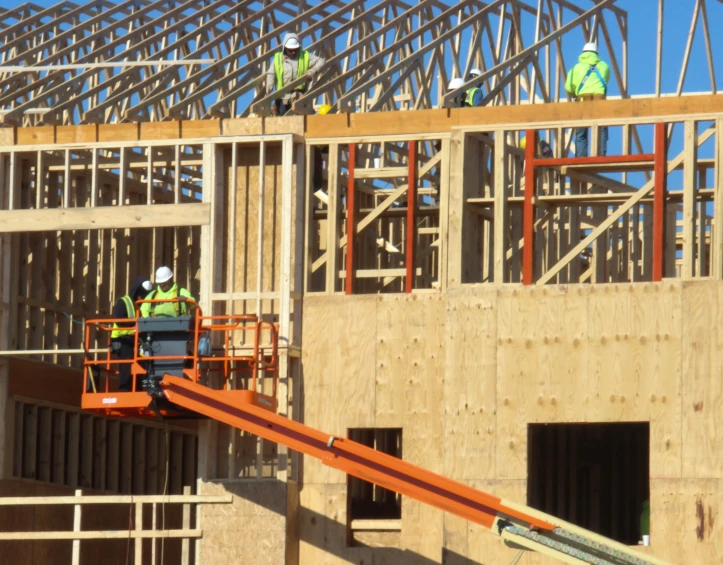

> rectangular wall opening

[
  {"left": 347, "top": 428, "right": 402, "bottom": 547},
  {"left": 527, "top": 422, "right": 650, "bottom": 545}
]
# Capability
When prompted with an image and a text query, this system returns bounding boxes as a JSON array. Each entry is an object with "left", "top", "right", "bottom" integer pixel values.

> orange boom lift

[{"left": 82, "top": 299, "right": 671, "bottom": 565}]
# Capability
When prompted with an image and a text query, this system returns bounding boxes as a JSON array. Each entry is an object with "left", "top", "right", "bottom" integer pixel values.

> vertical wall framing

[
  {"left": 305, "top": 116, "right": 722, "bottom": 291},
  {"left": 305, "top": 136, "right": 449, "bottom": 294},
  {"left": 198, "top": 134, "right": 302, "bottom": 482}
]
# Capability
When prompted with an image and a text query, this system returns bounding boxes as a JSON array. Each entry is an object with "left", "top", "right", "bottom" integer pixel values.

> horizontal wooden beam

[
  {"left": 350, "top": 519, "right": 402, "bottom": 531},
  {"left": 0, "top": 530, "right": 202, "bottom": 540},
  {"left": 0, "top": 494, "right": 231, "bottom": 505},
  {"left": 305, "top": 94, "right": 723, "bottom": 138},
  {"left": 0, "top": 203, "right": 210, "bottom": 232}
]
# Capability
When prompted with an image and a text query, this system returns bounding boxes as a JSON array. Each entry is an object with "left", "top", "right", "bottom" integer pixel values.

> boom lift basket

[{"left": 81, "top": 298, "right": 278, "bottom": 419}]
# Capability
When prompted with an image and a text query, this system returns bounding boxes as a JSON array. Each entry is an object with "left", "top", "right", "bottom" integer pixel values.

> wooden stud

[
  {"left": 714, "top": 118, "right": 723, "bottom": 277},
  {"left": 682, "top": 120, "right": 697, "bottom": 278},
  {"left": 345, "top": 143, "right": 356, "bottom": 295},
  {"left": 405, "top": 140, "right": 417, "bottom": 293},
  {"left": 71, "top": 489, "right": 82, "bottom": 565},
  {"left": 325, "top": 144, "right": 341, "bottom": 293},
  {"left": 523, "top": 128, "right": 536, "bottom": 285},
  {"left": 494, "top": 130, "right": 507, "bottom": 283}
]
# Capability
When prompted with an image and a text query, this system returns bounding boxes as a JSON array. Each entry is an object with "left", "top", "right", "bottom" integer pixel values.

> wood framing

[
  {"left": 0, "top": 2, "right": 722, "bottom": 564},
  {"left": 0, "top": 0, "right": 634, "bottom": 124}
]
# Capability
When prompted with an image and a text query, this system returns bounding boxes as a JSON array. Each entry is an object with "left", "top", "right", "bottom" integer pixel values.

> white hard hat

[
  {"left": 448, "top": 77, "right": 465, "bottom": 90},
  {"left": 469, "top": 68, "right": 482, "bottom": 77},
  {"left": 155, "top": 266, "right": 173, "bottom": 284},
  {"left": 283, "top": 33, "right": 301, "bottom": 49},
  {"left": 142, "top": 280, "right": 153, "bottom": 292},
  {"left": 582, "top": 42, "right": 598, "bottom": 53}
]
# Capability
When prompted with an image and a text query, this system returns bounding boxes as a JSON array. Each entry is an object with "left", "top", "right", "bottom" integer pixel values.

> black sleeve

[{"left": 113, "top": 299, "right": 128, "bottom": 319}]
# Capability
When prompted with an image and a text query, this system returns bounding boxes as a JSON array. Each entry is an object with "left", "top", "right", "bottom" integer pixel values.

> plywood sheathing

[
  {"left": 197, "top": 480, "right": 291, "bottom": 564},
  {"left": 299, "top": 281, "right": 723, "bottom": 565}
]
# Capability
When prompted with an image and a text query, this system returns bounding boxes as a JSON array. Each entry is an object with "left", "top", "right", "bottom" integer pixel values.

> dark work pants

[
  {"left": 274, "top": 99, "right": 292, "bottom": 116},
  {"left": 113, "top": 337, "right": 136, "bottom": 391}
]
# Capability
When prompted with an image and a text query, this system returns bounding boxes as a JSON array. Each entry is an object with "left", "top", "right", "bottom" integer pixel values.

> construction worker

[
  {"left": 264, "top": 32, "right": 325, "bottom": 116},
  {"left": 520, "top": 134, "right": 553, "bottom": 159},
  {"left": 465, "top": 68, "right": 485, "bottom": 105},
  {"left": 565, "top": 42, "right": 610, "bottom": 157},
  {"left": 140, "top": 266, "right": 197, "bottom": 318},
  {"left": 111, "top": 276, "right": 152, "bottom": 392},
  {"left": 448, "top": 77, "right": 483, "bottom": 108}
]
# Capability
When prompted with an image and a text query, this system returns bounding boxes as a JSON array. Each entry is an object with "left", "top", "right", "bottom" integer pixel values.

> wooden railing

[{"left": 0, "top": 487, "right": 232, "bottom": 565}]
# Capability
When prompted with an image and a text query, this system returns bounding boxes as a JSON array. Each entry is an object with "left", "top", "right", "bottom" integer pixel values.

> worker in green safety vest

[
  {"left": 565, "top": 42, "right": 611, "bottom": 157},
  {"left": 111, "top": 276, "right": 152, "bottom": 392},
  {"left": 263, "top": 32, "right": 325, "bottom": 116},
  {"left": 464, "top": 68, "right": 485, "bottom": 106},
  {"left": 140, "top": 266, "right": 197, "bottom": 319},
  {"left": 448, "top": 74, "right": 484, "bottom": 108}
]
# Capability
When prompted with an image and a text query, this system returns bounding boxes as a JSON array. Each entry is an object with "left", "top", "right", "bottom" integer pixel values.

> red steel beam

[
  {"left": 531, "top": 153, "right": 654, "bottom": 167},
  {"left": 653, "top": 123, "right": 666, "bottom": 281},
  {"left": 405, "top": 140, "right": 417, "bottom": 293},
  {"left": 523, "top": 129, "right": 536, "bottom": 285},
  {"left": 160, "top": 374, "right": 556, "bottom": 532},
  {"left": 345, "top": 143, "right": 356, "bottom": 295}
]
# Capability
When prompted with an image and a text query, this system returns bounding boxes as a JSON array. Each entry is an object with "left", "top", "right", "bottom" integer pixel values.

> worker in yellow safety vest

[
  {"left": 140, "top": 266, "right": 197, "bottom": 319},
  {"left": 448, "top": 76, "right": 484, "bottom": 108},
  {"left": 111, "top": 276, "right": 152, "bottom": 391},
  {"left": 565, "top": 42, "right": 611, "bottom": 157},
  {"left": 263, "top": 32, "right": 325, "bottom": 116}
]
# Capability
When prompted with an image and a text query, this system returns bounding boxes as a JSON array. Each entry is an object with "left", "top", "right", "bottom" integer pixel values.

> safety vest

[
  {"left": 465, "top": 87, "right": 481, "bottom": 107},
  {"left": 142, "top": 285, "right": 190, "bottom": 318},
  {"left": 274, "top": 50, "right": 310, "bottom": 91},
  {"left": 576, "top": 64, "right": 607, "bottom": 96},
  {"left": 111, "top": 295, "right": 135, "bottom": 339}
]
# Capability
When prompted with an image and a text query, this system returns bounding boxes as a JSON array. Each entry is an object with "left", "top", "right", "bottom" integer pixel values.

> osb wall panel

[
  {"left": 228, "top": 143, "right": 300, "bottom": 301},
  {"left": 299, "top": 281, "right": 722, "bottom": 565},
  {"left": 197, "top": 480, "right": 290, "bottom": 564},
  {"left": 681, "top": 282, "right": 723, "bottom": 479}
]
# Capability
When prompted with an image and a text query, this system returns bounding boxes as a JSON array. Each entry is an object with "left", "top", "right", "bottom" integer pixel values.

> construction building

[{"left": 0, "top": 1, "right": 720, "bottom": 564}]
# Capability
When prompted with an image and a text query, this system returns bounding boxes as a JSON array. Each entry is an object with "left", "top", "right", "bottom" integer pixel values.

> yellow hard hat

[
  {"left": 318, "top": 104, "right": 332, "bottom": 115},
  {"left": 519, "top": 136, "right": 527, "bottom": 150}
]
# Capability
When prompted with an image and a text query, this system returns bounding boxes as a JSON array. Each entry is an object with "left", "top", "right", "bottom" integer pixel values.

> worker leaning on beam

[
  {"left": 448, "top": 71, "right": 485, "bottom": 108},
  {"left": 520, "top": 134, "right": 553, "bottom": 159},
  {"left": 111, "top": 276, "right": 152, "bottom": 392},
  {"left": 565, "top": 42, "right": 610, "bottom": 157},
  {"left": 263, "top": 32, "right": 325, "bottom": 117},
  {"left": 140, "top": 266, "right": 197, "bottom": 319}
]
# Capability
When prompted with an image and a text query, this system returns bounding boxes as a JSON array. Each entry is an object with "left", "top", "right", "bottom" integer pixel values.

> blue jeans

[{"left": 575, "top": 126, "right": 608, "bottom": 157}]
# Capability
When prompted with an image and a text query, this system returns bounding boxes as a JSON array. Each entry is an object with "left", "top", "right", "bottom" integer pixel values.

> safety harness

[
  {"left": 147, "top": 287, "right": 185, "bottom": 317},
  {"left": 576, "top": 63, "right": 607, "bottom": 96}
]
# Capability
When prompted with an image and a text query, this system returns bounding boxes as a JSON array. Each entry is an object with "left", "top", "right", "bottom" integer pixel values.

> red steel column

[
  {"left": 523, "top": 129, "right": 536, "bottom": 285},
  {"left": 653, "top": 122, "right": 666, "bottom": 282},
  {"left": 405, "top": 140, "right": 417, "bottom": 293},
  {"left": 345, "top": 143, "right": 356, "bottom": 295}
]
